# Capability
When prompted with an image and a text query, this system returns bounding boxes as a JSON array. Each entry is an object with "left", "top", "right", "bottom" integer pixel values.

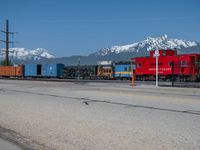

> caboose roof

[{"left": 131, "top": 49, "right": 200, "bottom": 60}]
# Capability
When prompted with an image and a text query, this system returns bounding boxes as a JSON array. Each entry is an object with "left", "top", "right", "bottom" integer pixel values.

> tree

[{"left": 0, "top": 60, "right": 13, "bottom": 66}]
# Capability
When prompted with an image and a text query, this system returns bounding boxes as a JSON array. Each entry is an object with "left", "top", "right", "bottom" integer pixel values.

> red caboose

[{"left": 131, "top": 50, "right": 200, "bottom": 81}]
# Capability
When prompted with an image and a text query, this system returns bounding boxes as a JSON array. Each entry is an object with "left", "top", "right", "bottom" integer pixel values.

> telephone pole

[
  {"left": 1, "top": 19, "right": 14, "bottom": 66},
  {"left": 5, "top": 20, "right": 9, "bottom": 66}
]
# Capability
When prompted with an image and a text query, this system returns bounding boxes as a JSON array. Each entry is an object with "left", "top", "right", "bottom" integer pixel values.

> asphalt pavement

[
  {"left": 0, "top": 138, "right": 21, "bottom": 150},
  {"left": 0, "top": 79, "right": 200, "bottom": 150}
]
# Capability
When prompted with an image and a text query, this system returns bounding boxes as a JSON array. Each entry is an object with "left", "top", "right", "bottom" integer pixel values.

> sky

[{"left": 0, "top": 0, "right": 200, "bottom": 57}]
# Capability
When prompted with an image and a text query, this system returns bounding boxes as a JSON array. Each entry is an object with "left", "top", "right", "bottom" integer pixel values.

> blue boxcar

[
  {"left": 42, "top": 64, "right": 64, "bottom": 78},
  {"left": 114, "top": 64, "right": 135, "bottom": 79},
  {"left": 24, "top": 64, "right": 42, "bottom": 77}
]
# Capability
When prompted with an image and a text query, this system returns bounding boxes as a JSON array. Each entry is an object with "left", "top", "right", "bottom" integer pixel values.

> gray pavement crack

[{"left": 5, "top": 89, "right": 200, "bottom": 116}]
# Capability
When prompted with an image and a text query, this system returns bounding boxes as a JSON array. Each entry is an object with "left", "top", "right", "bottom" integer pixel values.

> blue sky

[{"left": 0, "top": 0, "right": 200, "bottom": 57}]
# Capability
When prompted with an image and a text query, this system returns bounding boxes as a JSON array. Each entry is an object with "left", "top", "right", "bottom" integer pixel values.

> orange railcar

[{"left": 0, "top": 66, "right": 23, "bottom": 77}]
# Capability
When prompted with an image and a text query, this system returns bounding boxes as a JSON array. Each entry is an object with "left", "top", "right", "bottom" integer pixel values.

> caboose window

[
  {"left": 169, "top": 61, "right": 173, "bottom": 67},
  {"left": 137, "top": 63, "right": 141, "bottom": 68},
  {"left": 181, "top": 60, "right": 187, "bottom": 67},
  {"left": 163, "top": 51, "right": 166, "bottom": 56}
]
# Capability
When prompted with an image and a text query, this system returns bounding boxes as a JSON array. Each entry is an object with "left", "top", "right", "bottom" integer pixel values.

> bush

[{"left": 0, "top": 60, "right": 13, "bottom": 66}]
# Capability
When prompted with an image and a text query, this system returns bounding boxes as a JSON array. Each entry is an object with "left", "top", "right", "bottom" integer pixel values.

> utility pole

[
  {"left": 0, "top": 19, "right": 14, "bottom": 66},
  {"left": 5, "top": 20, "right": 9, "bottom": 66}
]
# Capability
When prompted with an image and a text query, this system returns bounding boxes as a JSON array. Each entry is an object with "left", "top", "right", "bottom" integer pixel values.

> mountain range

[
  {"left": 0, "top": 48, "right": 55, "bottom": 63},
  {"left": 1, "top": 35, "right": 200, "bottom": 65}
]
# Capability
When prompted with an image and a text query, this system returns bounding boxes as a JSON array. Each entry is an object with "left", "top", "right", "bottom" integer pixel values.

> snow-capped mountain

[
  {"left": 1, "top": 35, "right": 199, "bottom": 66},
  {"left": 34, "top": 35, "right": 200, "bottom": 66},
  {"left": 0, "top": 48, "right": 55, "bottom": 61},
  {"left": 94, "top": 35, "right": 199, "bottom": 56}
]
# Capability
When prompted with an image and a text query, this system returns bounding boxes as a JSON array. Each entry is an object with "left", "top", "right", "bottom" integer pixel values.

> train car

[
  {"left": 0, "top": 65, "right": 23, "bottom": 77},
  {"left": 42, "top": 64, "right": 64, "bottom": 78},
  {"left": 63, "top": 65, "right": 97, "bottom": 79},
  {"left": 97, "top": 65, "right": 114, "bottom": 79},
  {"left": 114, "top": 62, "right": 135, "bottom": 80},
  {"left": 24, "top": 64, "right": 41, "bottom": 77},
  {"left": 24, "top": 63, "right": 65, "bottom": 78},
  {"left": 131, "top": 49, "right": 200, "bottom": 81},
  {"left": 63, "top": 66, "right": 77, "bottom": 79},
  {"left": 96, "top": 61, "right": 114, "bottom": 79}
]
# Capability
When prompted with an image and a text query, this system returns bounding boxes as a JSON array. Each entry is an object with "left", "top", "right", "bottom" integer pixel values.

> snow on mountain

[
  {"left": 0, "top": 48, "right": 55, "bottom": 60},
  {"left": 29, "top": 48, "right": 55, "bottom": 59},
  {"left": 95, "top": 35, "right": 199, "bottom": 56}
]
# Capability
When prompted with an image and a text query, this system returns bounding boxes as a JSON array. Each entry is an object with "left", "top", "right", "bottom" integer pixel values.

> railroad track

[{"left": 0, "top": 77, "right": 200, "bottom": 88}]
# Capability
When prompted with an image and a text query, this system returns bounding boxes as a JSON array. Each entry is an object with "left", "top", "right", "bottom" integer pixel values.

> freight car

[
  {"left": 0, "top": 63, "right": 65, "bottom": 79},
  {"left": 24, "top": 63, "right": 65, "bottom": 78},
  {"left": 0, "top": 62, "right": 135, "bottom": 80},
  {"left": 0, "top": 65, "right": 23, "bottom": 77},
  {"left": 114, "top": 62, "right": 135, "bottom": 80},
  {"left": 63, "top": 62, "right": 136, "bottom": 80},
  {"left": 131, "top": 49, "right": 200, "bottom": 81},
  {"left": 63, "top": 65, "right": 97, "bottom": 79}
]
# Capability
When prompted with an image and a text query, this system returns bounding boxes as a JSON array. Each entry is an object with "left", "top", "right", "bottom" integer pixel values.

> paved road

[
  {"left": 0, "top": 138, "right": 21, "bottom": 150},
  {"left": 0, "top": 80, "right": 200, "bottom": 150}
]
